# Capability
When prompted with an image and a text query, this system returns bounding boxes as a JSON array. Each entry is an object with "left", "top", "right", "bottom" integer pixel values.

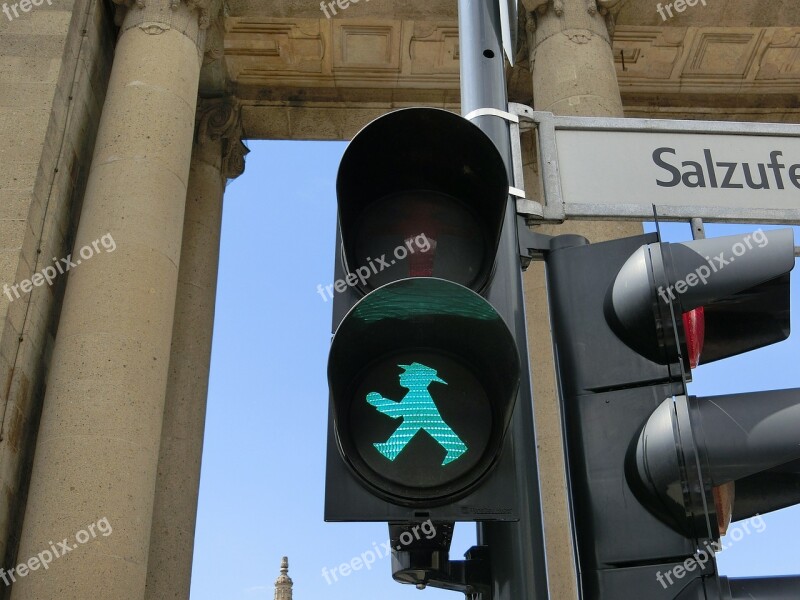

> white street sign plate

[{"left": 528, "top": 112, "right": 800, "bottom": 224}]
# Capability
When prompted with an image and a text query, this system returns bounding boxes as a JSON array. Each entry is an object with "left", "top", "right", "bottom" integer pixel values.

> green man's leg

[
  {"left": 374, "top": 425, "right": 422, "bottom": 461},
  {"left": 426, "top": 426, "right": 467, "bottom": 465}
]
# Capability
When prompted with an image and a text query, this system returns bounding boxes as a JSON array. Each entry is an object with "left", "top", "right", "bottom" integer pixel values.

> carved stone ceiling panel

[
  {"left": 224, "top": 17, "right": 461, "bottom": 102},
  {"left": 613, "top": 26, "right": 800, "bottom": 100}
]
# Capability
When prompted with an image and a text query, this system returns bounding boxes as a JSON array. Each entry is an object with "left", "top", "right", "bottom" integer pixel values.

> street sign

[{"left": 520, "top": 108, "right": 800, "bottom": 224}]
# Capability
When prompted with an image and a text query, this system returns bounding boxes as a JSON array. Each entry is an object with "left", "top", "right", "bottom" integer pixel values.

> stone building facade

[{"left": 0, "top": 0, "right": 798, "bottom": 598}]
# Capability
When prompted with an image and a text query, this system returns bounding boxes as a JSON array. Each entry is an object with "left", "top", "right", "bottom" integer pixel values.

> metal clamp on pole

[
  {"left": 464, "top": 107, "right": 520, "bottom": 124},
  {"left": 509, "top": 105, "right": 569, "bottom": 224},
  {"left": 466, "top": 107, "right": 545, "bottom": 221}
]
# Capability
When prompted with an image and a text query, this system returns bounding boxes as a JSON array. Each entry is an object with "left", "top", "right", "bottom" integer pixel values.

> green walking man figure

[{"left": 367, "top": 362, "right": 467, "bottom": 466}]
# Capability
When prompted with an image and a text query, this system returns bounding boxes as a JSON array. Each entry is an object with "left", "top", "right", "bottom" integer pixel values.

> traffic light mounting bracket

[
  {"left": 390, "top": 522, "right": 492, "bottom": 599},
  {"left": 517, "top": 217, "right": 553, "bottom": 270}
]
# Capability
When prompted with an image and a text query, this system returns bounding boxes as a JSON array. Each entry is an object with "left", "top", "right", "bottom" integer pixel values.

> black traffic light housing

[
  {"left": 545, "top": 229, "right": 800, "bottom": 600},
  {"left": 325, "top": 108, "right": 522, "bottom": 523}
]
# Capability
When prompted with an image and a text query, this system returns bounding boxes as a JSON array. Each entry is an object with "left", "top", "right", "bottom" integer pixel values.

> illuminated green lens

[{"left": 367, "top": 362, "right": 467, "bottom": 466}]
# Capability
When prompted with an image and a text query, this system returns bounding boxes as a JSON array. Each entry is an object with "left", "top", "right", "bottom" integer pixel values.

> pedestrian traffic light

[
  {"left": 324, "top": 108, "right": 521, "bottom": 522},
  {"left": 544, "top": 228, "right": 800, "bottom": 599}
]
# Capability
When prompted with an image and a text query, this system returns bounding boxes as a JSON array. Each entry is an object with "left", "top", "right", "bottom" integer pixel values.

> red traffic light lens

[
  {"left": 353, "top": 191, "right": 485, "bottom": 290},
  {"left": 682, "top": 307, "right": 705, "bottom": 370}
]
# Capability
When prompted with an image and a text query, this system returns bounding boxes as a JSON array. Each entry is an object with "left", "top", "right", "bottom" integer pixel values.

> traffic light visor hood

[
  {"left": 606, "top": 229, "right": 795, "bottom": 366},
  {"left": 336, "top": 108, "right": 510, "bottom": 293}
]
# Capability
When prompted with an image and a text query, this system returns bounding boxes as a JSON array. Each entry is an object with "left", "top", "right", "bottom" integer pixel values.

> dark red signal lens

[{"left": 683, "top": 307, "right": 705, "bottom": 369}]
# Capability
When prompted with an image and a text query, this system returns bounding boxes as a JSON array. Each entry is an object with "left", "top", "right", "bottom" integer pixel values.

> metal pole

[{"left": 457, "top": 1, "right": 550, "bottom": 599}]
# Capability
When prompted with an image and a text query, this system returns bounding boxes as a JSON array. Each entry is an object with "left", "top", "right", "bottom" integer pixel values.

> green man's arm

[{"left": 367, "top": 392, "right": 402, "bottom": 418}]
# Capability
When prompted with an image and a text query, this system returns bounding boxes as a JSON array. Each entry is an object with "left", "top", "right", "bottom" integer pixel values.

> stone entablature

[{"left": 221, "top": 19, "right": 800, "bottom": 138}]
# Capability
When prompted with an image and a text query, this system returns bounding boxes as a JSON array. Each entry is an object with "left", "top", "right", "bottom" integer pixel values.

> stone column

[
  {"left": 144, "top": 97, "right": 247, "bottom": 600},
  {"left": 523, "top": 1, "right": 640, "bottom": 598},
  {"left": 10, "top": 2, "right": 211, "bottom": 598}
]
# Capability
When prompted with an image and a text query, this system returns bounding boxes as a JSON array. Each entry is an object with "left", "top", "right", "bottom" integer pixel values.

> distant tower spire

[{"left": 274, "top": 556, "right": 293, "bottom": 600}]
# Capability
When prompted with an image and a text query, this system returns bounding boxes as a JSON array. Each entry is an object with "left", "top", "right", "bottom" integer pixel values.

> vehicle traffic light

[
  {"left": 324, "top": 107, "right": 522, "bottom": 522},
  {"left": 544, "top": 228, "right": 800, "bottom": 599}
]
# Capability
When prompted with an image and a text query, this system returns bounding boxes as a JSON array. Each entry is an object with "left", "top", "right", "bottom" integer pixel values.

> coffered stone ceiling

[{"left": 211, "top": 0, "right": 800, "bottom": 140}]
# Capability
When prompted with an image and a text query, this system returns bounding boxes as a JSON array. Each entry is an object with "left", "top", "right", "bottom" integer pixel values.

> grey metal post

[{"left": 457, "top": 1, "right": 550, "bottom": 599}]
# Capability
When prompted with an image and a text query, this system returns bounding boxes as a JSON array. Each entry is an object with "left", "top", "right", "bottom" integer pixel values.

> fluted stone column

[
  {"left": 523, "top": 1, "right": 640, "bottom": 598},
  {"left": 144, "top": 97, "right": 247, "bottom": 600},
  {"left": 10, "top": 2, "right": 211, "bottom": 598}
]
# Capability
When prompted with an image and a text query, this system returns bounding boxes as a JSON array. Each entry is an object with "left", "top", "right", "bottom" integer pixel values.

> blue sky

[{"left": 189, "top": 140, "right": 800, "bottom": 599}]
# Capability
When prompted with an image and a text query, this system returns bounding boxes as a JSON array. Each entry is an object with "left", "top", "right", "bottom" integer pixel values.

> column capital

[
  {"left": 112, "top": 0, "right": 217, "bottom": 32},
  {"left": 525, "top": 0, "right": 626, "bottom": 16},
  {"left": 525, "top": 0, "right": 628, "bottom": 38},
  {"left": 196, "top": 97, "right": 249, "bottom": 180}
]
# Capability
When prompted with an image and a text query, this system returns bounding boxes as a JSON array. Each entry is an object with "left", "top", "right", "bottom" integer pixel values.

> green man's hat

[{"left": 398, "top": 362, "right": 447, "bottom": 385}]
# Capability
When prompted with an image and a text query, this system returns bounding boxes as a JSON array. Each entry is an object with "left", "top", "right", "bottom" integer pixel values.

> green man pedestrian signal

[
  {"left": 368, "top": 362, "right": 467, "bottom": 466},
  {"left": 328, "top": 277, "right": 518, "bottom": 515},
  {"left": 324, "top": 108, "right": 522, "bottom": 522}
]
